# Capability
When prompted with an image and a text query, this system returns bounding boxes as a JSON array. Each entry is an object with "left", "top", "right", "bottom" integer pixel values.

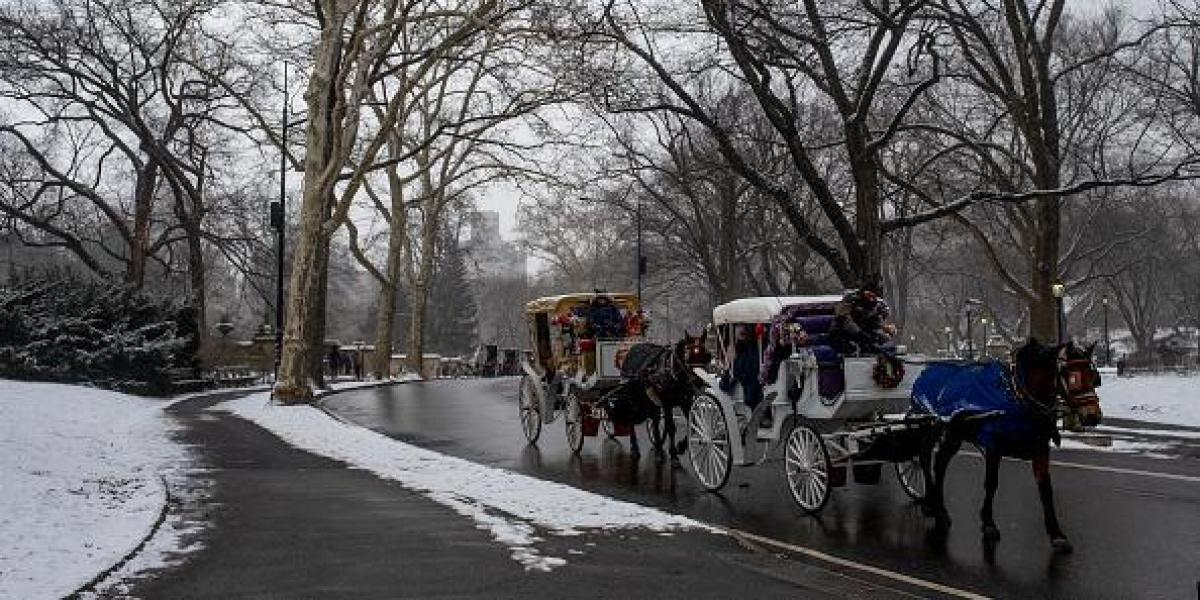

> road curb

[{"left": 65, "top": 475, "right": 173, "bottom": 599}]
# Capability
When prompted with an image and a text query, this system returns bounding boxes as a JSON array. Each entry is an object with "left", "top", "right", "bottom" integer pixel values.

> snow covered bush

[{"left": 0, "top": 275, "right": 198, "bottom": 394}]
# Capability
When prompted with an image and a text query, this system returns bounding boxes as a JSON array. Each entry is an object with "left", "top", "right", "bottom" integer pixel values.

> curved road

[{"left": 326, "top": 378, "right": 1200, "bottom": 599}]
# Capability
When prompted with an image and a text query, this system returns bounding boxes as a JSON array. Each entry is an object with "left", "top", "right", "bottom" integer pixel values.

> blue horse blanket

[{"left": 911, "top": 360, "right": 1051, "bottom": 457}]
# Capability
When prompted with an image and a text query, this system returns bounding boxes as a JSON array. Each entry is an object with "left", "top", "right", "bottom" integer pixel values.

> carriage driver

[{"left": 828, "top": 285, "right": 897, "bottom": 355}]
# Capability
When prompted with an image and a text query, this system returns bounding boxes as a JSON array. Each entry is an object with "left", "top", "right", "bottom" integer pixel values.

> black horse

[
  {"left": 609, "top": 330, "right": 712, "bottom": 457},
  {"left": 914, "top": 339, "right": 1103, "bottom": 553}
]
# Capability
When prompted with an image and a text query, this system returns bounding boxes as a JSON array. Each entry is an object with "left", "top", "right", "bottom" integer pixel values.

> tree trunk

[
  {"left": 850, "top": 133, "right": 883, "bottom": 290},
  {"left": 407, "top": 217, "right": 438, "bottom": 377},
  {"left": 309, "top": 232, "right": 330, "bottom": 387},
  {"left": 1028, "top": 196, "right": 1062, "bottom": 342},
  {"left": 128, "top": 160, "right": 158, "bottom": 289},
  {"left": 371, "top": 159, "right": 409, "bottom": 379},
  {"left": 717, "top": 182, "right": 738, "bottom": 303},
  {"left": 275, "top": 21, "right": 343, "bottom": 404},
  {"left": 184, "top": 218, "right": 207, "bottom": 352},
  {"left": 372, "top": 279, "right": 397, "bottom": 378}
]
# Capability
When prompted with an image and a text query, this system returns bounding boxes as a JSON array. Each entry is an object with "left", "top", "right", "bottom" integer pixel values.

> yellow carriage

[{"left": 518, "top": 292, "right": 649, "bottom": 450}]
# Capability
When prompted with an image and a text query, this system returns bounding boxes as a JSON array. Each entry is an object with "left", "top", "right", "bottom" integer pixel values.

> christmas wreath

[{"left": 872, "top": 355, "right": 905, "bottom": 389}]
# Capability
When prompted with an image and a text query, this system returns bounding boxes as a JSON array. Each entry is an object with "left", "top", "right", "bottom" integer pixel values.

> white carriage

[{"left": 687, "top": 296, "right": 934, "bottom": 513}]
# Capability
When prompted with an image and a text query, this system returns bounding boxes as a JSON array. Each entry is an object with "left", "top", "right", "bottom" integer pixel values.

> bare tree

[{"left": 0, "top": 0, "right": 265, "bottom": 343}]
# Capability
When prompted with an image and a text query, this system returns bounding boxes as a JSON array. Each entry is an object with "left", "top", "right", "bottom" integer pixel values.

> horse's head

[
  {"left": 1013, "top": 339, "right": 1103, "bottom": 429},
  {"left": 676, "top": 329, "right": 712, "bottom": 369},
  {"left": 1057, "top": 341, "right": 1103, "bottom": 428}
]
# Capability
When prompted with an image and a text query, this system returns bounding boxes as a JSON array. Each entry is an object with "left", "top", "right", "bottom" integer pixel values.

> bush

[{"left": 0, "top": 274, "right": 198, "bottom": 394}]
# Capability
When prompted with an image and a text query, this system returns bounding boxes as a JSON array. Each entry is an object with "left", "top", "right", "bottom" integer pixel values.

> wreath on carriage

[{"left": 872, "top": 354, "right": 905, "bottom": 389}]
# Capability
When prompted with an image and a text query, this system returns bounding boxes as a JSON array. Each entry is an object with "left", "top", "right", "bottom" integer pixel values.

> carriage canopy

[
  {"left": 712, "top": 295, "right": 843, "bottom": 325},
  {"left": 525, "top": 292, "right": 639, "bottom": 315}
]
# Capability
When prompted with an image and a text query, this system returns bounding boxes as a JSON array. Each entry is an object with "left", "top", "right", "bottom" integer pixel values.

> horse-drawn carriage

[
  {"left": 517, "top": 292, "right": 658, "bottom": 452},
  {"left": 688, "top": 295, "right": 937, "bottom": 513}
]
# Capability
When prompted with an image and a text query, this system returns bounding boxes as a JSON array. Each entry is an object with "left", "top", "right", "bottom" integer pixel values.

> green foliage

[{"left": 0, "top": 274, "right": 198, "bottom": 394}]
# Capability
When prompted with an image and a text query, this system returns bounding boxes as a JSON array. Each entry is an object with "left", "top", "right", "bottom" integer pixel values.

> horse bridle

[
  {"left": 1012, "top": 357, "right": 1059, "bottom": 418},
  {"left": 1057, "top": 358, "right": 1101, "bottom": 412},
  {"left": 1013, "top": 354, "right": 1100, "bottom": 418}
]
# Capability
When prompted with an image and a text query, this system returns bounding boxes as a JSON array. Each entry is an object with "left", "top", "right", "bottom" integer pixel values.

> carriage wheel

[
  {"left": 518, "top": 375, "right": 541, "bottom": 444},
  {"left": 688, "top": 394, "right": 732, "bottom": 491},
  {"left": 784, "top": 424, "right": 832, "bottom": 514},
  {"left": 565, "top": 391, "right": 585, "bottom": 454},
  {"left": 895, "top": 456, "right": 926, "bottom": 501}
]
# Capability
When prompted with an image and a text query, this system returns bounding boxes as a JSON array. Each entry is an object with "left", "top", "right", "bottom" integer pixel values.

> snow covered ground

[
  {"left": 1098, "top": 374, "right": 1200, "bottom": 428},
  {"left": 0, "top": 381, "right": 186, "bottom": 599},
  {"left": 220, "top": 392, "right": 707, "bottom": 572}
]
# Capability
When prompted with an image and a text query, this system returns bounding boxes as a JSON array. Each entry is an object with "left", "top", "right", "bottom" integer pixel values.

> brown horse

[{"left": 917, "top": 339, "right": 1102, "bottom": 553}]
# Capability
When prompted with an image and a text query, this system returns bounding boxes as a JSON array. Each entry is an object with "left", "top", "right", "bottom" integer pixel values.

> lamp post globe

[{"left": 1051, "top": 281, "right": 1066, "bottom": 343}]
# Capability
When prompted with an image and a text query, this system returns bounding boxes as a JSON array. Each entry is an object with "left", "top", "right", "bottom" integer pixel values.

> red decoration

[
  {"left": 579, "top": 338, "right": 596, "bottom": 352},
  {"left": 873, "top": 355, "right": 905, "bottom": 389},
  {"left": 754, "top": 323, "right": 766, "bottom": 339}
]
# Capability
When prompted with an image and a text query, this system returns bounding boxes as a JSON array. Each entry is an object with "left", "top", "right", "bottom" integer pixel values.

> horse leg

[
  {"left": 1032, "top": 453, "right": 1071, "bottom": 553},
  {"left": 927, "top": 435, "right": 961, "bottom": 529},
  {"left": 980, "top": 450, "right": 1001, "bottom": 540},
  {"left": 630, "top": 423, "right": 640, "bottom": 457}
]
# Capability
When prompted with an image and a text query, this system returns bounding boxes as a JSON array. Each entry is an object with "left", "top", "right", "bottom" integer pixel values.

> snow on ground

[
  {"left": 0, "top": 381, "right": 186, "bottom": 599},
  {"left": 1098, "top": 375, "right": 1200, "bottom": 428},
  {"left": 220, "top": 392, "right": 706, "bottom": 572}
]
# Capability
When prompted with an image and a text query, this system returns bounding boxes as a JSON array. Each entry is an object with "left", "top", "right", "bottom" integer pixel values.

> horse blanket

[{"left": 911, "top": 360, "right": 1054, "bottom": 457}]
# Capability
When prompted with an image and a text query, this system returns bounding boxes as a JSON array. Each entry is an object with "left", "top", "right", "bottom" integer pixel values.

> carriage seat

[{"left": 759, "top": 303, "right": 846, "bottom": 399}]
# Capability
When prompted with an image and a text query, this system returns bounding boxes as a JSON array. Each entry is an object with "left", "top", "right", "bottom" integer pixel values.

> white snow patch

[
  {"left": 1092, "top": 424, "right": 1200, "bottom": 441},
  {"left": 1098, "top": 375, "right": 1200, "bottom": 428},
  {"left": 218, "top": 392, "right": 707, "bottom": 571},
  {"left": 1059, "top": 437, "right": 1175, "bottom": 458},
  {"left": 0, "top": 380, "right": 188, "bottom": 599}
]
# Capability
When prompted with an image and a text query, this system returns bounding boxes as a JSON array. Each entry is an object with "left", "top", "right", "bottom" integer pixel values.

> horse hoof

[
  {"left": 1051, "top": 537, "right": 1073, "bottom": 554},
  {"left": 981, "top": 525, "right": 1001, "bottom": 541}
]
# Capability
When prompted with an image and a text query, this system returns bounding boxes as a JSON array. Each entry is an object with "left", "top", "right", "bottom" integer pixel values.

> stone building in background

[{"left": 463, "top": 210, "right": 528, "bottom": 349}]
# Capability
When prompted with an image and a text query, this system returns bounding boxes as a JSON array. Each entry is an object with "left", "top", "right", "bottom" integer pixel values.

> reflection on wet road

[{"left": 326, "top": 378, "right": 1200, "bottom": 599}]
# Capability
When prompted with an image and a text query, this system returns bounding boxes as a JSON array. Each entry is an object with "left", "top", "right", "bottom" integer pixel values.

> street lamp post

[
  {"left": 964, "top": 298, "right": 983, "bottom": 360},
  {"left": 636, "top": 195, "right": 645, "bottom": 306},
  {"left": 980, "top": 317, "right": 989, "bottom": 359},
  {"left": 965, "top": 307, "right": 974, "bottom": 360},
  {"left": 271, "top": 63, "right": 289, "bottom": 382},
  {"left": 1102, "top": 295, "right": 1111, "bottom": 367},
  {"left": 1052, "top": 281, "right": 1066, "bottom": 344}
]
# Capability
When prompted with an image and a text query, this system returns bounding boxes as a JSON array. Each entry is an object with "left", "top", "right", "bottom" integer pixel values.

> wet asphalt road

[
  {"left": 122, "top": 391, "right": 909, "bottom": 599},
  {"left": 326, "top": 377, "right": 1200, "bottom": 600}
]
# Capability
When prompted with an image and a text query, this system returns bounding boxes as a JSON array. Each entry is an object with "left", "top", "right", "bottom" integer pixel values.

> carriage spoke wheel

[
  {"left": 895, "top": 456, "right": 926, "bottom": 501},
  {"left": 687, "top": 395, "right": 732, "bottom": 491},
  {"left": 784, "top": 424, "right": 832, "bottom": 514},
  {"left": 565, "top": 391, "right": 585, "bottom": 454},
  {"left": 518, "top": 376, "right": 541, "bottom": 444}
]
